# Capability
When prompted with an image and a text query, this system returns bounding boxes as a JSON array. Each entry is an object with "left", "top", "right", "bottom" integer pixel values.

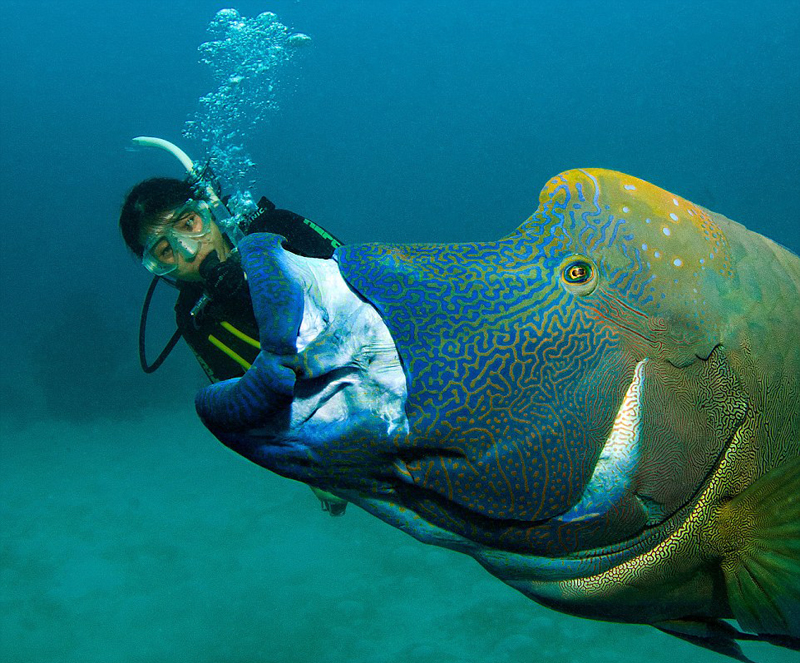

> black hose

[{"left": 139, "top": 276, "right": 183, "bottom": 374}]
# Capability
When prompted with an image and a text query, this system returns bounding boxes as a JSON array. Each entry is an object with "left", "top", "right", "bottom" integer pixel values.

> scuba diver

[{"left": 119, "top": 137, "right": 348, "bottom": 516}]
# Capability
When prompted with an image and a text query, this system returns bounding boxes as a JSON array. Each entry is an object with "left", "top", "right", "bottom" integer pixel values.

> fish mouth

[
  {"left": 291, "top": 367, "right": 358, "bottom": 427},
  {"left": 210, "top": 250, "right": 410, "bottom": 485}
]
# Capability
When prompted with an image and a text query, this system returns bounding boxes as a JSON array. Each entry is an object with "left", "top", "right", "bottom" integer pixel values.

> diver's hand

[{"left": 199, "top": 250, "right": 249, "bottom": 302}]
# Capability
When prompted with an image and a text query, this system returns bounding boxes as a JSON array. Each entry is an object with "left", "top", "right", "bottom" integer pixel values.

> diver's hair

[{"left": 119, "top": 177, "right": 206, "bottom": 258}]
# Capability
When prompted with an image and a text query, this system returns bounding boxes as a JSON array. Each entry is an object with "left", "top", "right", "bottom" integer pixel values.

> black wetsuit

[{"left": 175, "top": 197, "right": 341, "bottom": 382}]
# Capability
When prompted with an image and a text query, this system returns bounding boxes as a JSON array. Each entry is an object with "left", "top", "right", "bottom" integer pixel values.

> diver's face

[{"left": 141, "top": 206, "right": 231, "bottom": 282}]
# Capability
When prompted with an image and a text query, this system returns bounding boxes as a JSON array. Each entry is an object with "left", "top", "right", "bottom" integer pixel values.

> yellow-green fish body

[{"left": 197, "top": 169, "right": 800, "bottom": 661}]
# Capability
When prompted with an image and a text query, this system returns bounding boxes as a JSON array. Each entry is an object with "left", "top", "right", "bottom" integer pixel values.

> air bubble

[
  {"left": 288, "top": 33, "right": 313, "bottom": 48},
  {"left": 183, "top": 8, "right": 311, "bottom": 212}
]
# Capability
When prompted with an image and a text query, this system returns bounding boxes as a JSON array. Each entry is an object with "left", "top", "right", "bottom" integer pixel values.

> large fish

[{"left": 196, "top": 169, "right": 800, "bottom": 661}]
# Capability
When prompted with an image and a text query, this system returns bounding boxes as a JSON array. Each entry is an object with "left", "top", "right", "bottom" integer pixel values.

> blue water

[{"left": 1, "top": 1, "right": 798, "bottom": 661}]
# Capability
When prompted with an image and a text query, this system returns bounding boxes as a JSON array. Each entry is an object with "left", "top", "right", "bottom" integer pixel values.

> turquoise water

[{"left": 1, "top": 1, "right": 798, "bottom": 661}]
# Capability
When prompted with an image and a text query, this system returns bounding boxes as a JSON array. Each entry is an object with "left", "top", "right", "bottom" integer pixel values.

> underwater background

[{"left": 1, "top": 1, "right": 798, "bottom": 661}]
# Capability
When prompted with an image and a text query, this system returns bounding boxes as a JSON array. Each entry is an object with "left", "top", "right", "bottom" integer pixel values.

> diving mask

[{"left": 142, "top": 200, "right": 213, "bottom": 275}]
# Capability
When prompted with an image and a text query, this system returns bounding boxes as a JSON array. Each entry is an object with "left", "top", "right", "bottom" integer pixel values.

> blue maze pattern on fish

[{"left": 335, "top": 169, "right": 739, "bottom": 554}]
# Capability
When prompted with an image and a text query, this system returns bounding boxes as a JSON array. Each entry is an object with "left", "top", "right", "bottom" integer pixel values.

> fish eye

[
  {"left": 564, "top": 261, "right": 592, "bottom": 284},
  {"left": 559, "top": 257, "right": 598, "bottom": 295}
]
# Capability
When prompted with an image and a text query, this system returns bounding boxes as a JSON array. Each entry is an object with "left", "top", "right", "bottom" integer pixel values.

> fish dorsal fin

[{"left": 705, "top": 456, "right": 800, "bottom": 638}]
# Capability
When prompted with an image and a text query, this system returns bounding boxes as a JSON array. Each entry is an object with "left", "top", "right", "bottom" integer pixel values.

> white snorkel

[{"left": 130, "top": 136, "right": 247, "bottom": 247}]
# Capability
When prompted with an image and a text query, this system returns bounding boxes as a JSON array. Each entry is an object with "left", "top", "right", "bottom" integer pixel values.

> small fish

[{"left": 196, "top": 169, "right": 800, "bottom": 661}]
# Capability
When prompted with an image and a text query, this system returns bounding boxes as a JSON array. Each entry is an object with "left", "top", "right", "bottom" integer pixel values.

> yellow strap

[
  {"left": 208, "top": 334, "right": 252, "bottom": 370},
  {"left": 220, "top": 321, "right": 260, "bottom": 349}
]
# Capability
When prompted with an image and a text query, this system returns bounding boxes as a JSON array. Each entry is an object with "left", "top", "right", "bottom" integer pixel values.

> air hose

[{"left": 139, "top": 276, "right": 183, "bottom": 374}]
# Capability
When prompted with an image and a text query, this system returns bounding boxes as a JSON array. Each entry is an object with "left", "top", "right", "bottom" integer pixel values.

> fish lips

[{"left": 196, "top": 236, "right": 409, "bottom": 488}]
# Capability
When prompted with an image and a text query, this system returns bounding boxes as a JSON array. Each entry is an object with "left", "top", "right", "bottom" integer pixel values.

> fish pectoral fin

[
  {"left": 710, "top": 456, "right": 800, "bottom": 639},
  {"left": 653, "top": 618, "right": 755, "bottom": 663},
  {"left": 309, "top": 486, "right": 348, "bottom": 516}
]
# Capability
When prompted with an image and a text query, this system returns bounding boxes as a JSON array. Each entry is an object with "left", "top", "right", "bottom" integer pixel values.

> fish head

[
  {"left": 526, "top": 168, "right": 736, "bottom": 366},
  {"left": 196, "top": 169, "right": 747, "bottom": 576}
]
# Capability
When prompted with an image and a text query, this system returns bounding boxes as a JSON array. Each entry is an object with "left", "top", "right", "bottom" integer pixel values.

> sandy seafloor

[{"left": 0, "top": 407, "right": 794, "bottom": 663}]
